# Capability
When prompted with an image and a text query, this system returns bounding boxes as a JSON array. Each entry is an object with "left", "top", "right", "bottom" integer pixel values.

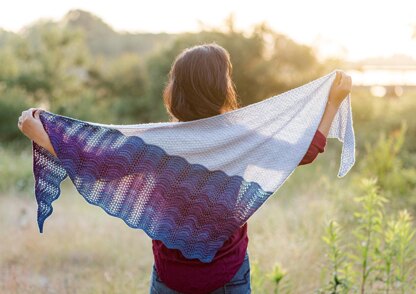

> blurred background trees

[{"left": 0, "top": 9, "right": 338, "bottom": 145}]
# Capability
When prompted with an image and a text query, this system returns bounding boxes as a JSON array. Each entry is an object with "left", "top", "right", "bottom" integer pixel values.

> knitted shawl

[{"left": 32, "top": 70, "right": 355, "bottom": 262}]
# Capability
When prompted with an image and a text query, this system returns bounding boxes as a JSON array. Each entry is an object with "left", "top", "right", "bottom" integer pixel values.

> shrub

[
  {"left": 359, "top": 123, "right": 416, "bottom": 198},
  {"left": 319, "top": 179, "right": 416, "bottom": 293}
]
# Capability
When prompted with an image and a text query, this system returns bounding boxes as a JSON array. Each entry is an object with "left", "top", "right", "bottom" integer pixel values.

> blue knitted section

[{"left": 33, "top": 111, "right": 273, "bottom": 262}]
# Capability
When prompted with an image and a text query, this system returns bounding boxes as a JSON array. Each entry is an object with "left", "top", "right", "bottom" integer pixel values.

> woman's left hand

[
  {"left": 18, "top": 108, "right": 44, "bottom": 140},
  {"left": 18, "top": 108, "right": 43, "bottom": 140},
  {"left": 17, "top": 108, "right": 57, "bottom": 156}
]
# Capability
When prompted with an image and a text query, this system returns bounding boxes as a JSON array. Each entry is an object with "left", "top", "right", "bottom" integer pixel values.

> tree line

[{"left": 0, "top": 10, "right": 339, "bottom": 145}]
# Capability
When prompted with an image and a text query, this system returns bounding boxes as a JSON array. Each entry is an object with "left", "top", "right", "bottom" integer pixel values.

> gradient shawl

[{"left": 32, "top": 70, "right": 355, "bottom": 262}]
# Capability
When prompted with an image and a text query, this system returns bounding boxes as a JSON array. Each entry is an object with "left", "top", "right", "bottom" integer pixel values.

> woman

[{"left": 18, "top": 43, "right": 351, "bottom": 293}]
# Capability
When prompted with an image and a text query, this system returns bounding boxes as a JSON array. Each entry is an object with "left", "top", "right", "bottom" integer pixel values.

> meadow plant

[
  {"left": 321, "top": 220, "right": 353, "bottom": 293},
  {"left": 320, "top": 179, "right": 416, "bottom": 293}
]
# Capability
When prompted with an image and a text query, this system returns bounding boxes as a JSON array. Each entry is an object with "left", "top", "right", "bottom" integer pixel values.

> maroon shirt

[{"left": 152, "top": 130, "right": 327, "bottom": 293}]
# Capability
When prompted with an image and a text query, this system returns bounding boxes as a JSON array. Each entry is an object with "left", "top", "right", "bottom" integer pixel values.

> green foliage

[
  {"left": 250, "top": 260, "right": 266, "bottom": 293},
  {"left": 0, "top": 146, "right": 33, "bottom": 193},
  {"left": 351, "top": 88, "right": 416, "bottom": 156},
  {"left": 87, "top": 53, "right": 155, "bottom": 123},
  {"left": 267, "top": 262, "right": 287, "bottom": 293},
  {"left": 14, "top": 22, "right": 88, "bottom": 109},
  {"left": 250, "top": 259, "right": 289, "bottom": 293},
  {"left": 378, "top": 210, "right": 416, "bottom": 294},
  {"left": 321, "top": 220, "right": 353, "bottom": 293},
  {"left": 0, "top": 87, "right": 33, "bottom": 143},
  {"left": 145, "top": 23, "right": 326, "bottom": 109},
  {"left": 320, "top": 178, "right": 416, "bottom": 293},
  {"left": 353, "top": 179, "right": 387, "bottom": 293},
  {"left": 394, "top": 211, "right": 416, "bottom": 293},
  {"left": 359, "top": 123, "right": 416, "bottom": 198},
  {"left": 0, "top": 10, "right": 332, "bottom": 148}
]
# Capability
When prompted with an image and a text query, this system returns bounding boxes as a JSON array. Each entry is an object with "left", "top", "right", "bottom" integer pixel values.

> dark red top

[{"left": 152, "top": 130, "right": 327, "bottom": 293}]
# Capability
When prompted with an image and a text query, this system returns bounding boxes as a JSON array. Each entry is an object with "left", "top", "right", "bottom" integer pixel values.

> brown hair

[{"left": 163, "top": 43, "right": 240, "bottom": 122}]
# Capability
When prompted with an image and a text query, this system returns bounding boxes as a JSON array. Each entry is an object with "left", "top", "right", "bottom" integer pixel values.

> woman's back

[
  {"left": 148, "top": 43, "right": 331, "bottom": 293},
  {"left": 150, "top": 44, "right": 249, "bottom": 293}
]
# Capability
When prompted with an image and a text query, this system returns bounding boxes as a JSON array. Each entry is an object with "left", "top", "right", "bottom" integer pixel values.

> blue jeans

[{"left": 149, "top": 252, "right": 251, "bottom": 294}]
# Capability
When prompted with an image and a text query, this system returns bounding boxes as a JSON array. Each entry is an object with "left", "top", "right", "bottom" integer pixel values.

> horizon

[{"left": 1, "top": 0, "right": 415, "bottom": 62}]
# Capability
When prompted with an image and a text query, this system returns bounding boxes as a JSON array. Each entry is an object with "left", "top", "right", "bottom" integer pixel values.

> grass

[
  {"left": 0, "top": 185, "right": 153, "bottom": 294},
  {"left": 0, "top": 144, "right": 33, "bottom": 193}
]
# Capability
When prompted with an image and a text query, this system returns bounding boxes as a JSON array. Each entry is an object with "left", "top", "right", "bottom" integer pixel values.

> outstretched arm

[
  {"left": 299, "top": 71, "right": 352, "bottom": 165},
  {"left": 18, "top": 72, "right": 352, "bottom": 159}
]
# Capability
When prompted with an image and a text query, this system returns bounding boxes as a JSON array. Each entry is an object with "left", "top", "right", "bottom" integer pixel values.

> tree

[
  {"left": 13, "top": 21, "right": 89, "bottom": 111},
  {"left": 145, "top": 21, "right": 326, "bottom": 109}
]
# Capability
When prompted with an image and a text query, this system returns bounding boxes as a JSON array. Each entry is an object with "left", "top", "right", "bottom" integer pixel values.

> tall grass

[
  {"left": 320, "top": 179, "right": 416, "bottom": 293},
  {"left": 319, "top": 124, "right": 416, "bottom": 293}
]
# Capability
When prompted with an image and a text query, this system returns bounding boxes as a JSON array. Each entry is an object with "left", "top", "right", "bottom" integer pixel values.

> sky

[{"left": 1, "top": 0, "right": 416, "bottom": 61}]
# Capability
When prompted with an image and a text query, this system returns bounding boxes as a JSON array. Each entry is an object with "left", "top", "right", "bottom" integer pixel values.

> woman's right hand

[{"left": 328, "top": 71, "right": 352, "bottom": 107}]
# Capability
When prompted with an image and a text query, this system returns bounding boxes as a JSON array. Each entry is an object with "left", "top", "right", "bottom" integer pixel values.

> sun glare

[{"left": 1, "top": 0, "right": 415, "bottom": 61}]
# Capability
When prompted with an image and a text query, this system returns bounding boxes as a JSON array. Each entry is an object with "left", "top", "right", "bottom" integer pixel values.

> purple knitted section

[{"left": 33, "top": 111, "right": 273, "bottom": 262}]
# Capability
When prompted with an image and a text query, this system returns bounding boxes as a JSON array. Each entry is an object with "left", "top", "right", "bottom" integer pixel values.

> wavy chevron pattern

[{"left": 33, "top": 111, "right": 273, "bottom": 262}]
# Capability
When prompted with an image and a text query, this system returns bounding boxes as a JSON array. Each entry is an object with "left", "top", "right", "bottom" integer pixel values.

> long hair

[{"left": 163, "top": 43, "right": 240, "bottom": 122}]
